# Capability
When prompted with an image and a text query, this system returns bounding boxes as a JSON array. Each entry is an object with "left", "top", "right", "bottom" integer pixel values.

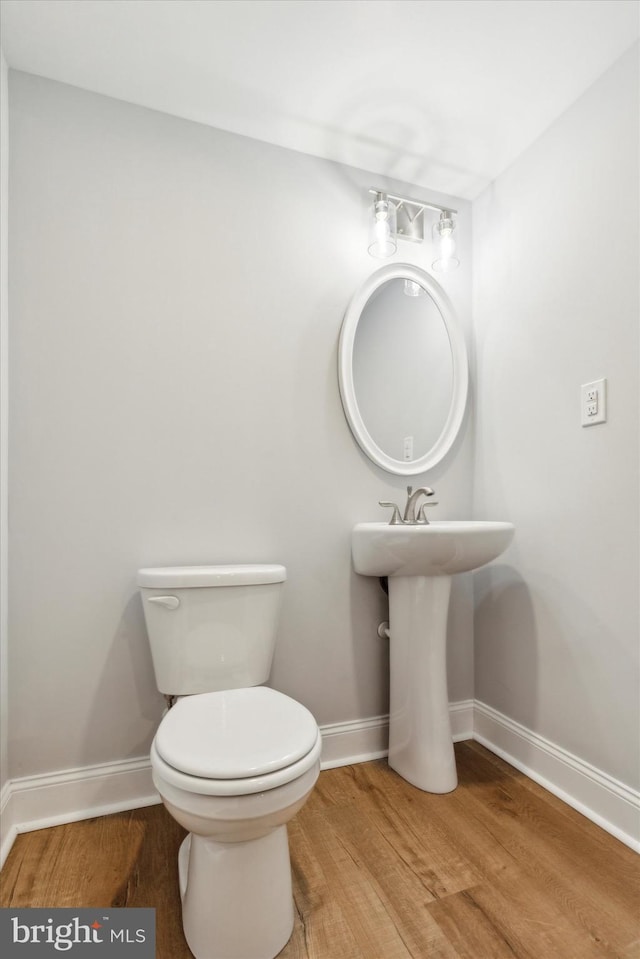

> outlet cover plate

[{"left": 581, "top": 378, "right": 607, "bottom": 427}]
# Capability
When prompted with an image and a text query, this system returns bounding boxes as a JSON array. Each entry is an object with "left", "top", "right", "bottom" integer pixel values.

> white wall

[
  {"left": 7, "top": 72, "right": 473, "bottom": 782},
  {"left": 472, "top": 45, "right": 639, "bottom": 790},
  {"left": 0, "top": 49, "right": 9, "bottom": 806}
]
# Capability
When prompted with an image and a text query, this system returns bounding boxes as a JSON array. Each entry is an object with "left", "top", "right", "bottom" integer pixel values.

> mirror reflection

[{"left": 353, "top": 279, "right": 453, "bottom": 462}]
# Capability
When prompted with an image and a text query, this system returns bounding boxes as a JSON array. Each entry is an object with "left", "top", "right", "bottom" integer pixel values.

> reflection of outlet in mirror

[
  {"left": 581, "top": 378, "right": 607, "bottom": 427},
  {"left": 403, "top": 436, "right": 414, "bottom": 460}
]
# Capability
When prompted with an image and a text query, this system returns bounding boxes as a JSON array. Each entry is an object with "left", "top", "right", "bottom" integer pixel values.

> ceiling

[{"left": 1, "top": 0, "right": 638, "bottom": 199}]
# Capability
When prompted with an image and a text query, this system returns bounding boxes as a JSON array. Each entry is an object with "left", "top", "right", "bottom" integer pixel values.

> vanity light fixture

[{"left": 367, "top": 188, "right": 459, "bottom": 273}]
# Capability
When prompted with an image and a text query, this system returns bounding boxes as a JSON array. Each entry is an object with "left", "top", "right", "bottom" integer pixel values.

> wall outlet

[{"left": 581, "top": 378, "right": 607, "bottom": 427}]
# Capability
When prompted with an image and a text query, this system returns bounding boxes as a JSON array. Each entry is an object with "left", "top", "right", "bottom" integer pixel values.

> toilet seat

[
  {"left": 152, "top": 686, "right": 322, "bottom": 796},
  {"left": 151, "top": 735, "right": 321, "bottom": 797}
]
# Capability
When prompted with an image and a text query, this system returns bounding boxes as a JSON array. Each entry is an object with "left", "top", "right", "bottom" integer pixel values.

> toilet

[{"left": 138, "top": 563, "right": 321, "bottom": 959}]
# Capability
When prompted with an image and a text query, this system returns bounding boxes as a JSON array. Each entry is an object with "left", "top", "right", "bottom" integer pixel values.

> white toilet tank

[{"left": 137, "top": 564, "right": 286, "bottom": 696}]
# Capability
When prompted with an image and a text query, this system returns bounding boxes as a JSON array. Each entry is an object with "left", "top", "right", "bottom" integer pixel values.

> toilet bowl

[
  {"left": 138, "top": 564, "right": 321, "bottom": 959},
  {"left": 150, "top": 687, "right": 321, "bottom": 959}
]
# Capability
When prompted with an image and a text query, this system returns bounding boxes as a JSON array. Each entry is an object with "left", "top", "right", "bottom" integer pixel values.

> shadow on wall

[
  {"left": 349, "top": 571, "right": 391, "bottom": 717},
  {"left": 473, "top": 565, "right": 539, "bottom": 731},
  {"left": 81, "top": 590, "right": 164, "bottom": 786},
  {"left": 475, "top": 561, "right": 639, "bottom": 786},
  {"left": 317, "top": 86, "right": 483, "bottom": 199}
]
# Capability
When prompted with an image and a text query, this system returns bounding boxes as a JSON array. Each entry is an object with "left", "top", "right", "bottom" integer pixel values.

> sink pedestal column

[{"left": 387, "top": 574, "right": 457, "bottom": 794}]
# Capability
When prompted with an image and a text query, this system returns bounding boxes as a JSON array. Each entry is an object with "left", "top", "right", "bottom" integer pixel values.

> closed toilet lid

[{"left": 154, "top": 687, "right": 319, "bottom": 780}]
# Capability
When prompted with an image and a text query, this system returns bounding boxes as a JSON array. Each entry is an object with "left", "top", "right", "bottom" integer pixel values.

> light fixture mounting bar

[{"left": 368, "top": 188, "right": 457, "bottom": 216}]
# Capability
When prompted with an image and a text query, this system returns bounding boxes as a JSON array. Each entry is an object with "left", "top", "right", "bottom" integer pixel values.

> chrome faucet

[
  {"left": 378, "top": 486, "right": 438, "bottom": 525},
  {"left": 403, "top": 486, "right": 436, "bottom": 523}
]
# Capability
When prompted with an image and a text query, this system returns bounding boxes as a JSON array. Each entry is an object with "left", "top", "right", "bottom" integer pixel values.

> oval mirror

[{"left": 338, "top": 264, "right": 468, "bottom": 475}]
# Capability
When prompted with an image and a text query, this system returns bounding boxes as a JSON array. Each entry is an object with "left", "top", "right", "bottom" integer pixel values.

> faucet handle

[
  {"left": 416, "top": 502, "right": 439, "bottom": 524},
  {"left": 378, "top": 501, "right": 403, "bottom": 525}
]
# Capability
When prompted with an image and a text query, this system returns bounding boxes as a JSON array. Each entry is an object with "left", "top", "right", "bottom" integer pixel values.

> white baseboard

[
  {"left": 319, "top": 698, "right": 475, "bottom": 769},
  {"left": 0, "top": 781, "right": 17, "bottom": 871},
  {"left": 473, "top": 700, "right": 640, "bottom": 853},
  {"left": 319, "top": 714, "right": 389, "bottom": 769},
  {"left": 0, "top": 756, "right": 160, "bottom": 869},
  {"left": 1, "top": 698, "right": 637, "bottom": 869},
  {"left": 450, "top": 699, "right": 476, "bottom": 743}
]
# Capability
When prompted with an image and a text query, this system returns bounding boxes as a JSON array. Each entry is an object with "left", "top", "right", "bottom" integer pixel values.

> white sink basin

[{"left": 352, "top": 520, "right": 515, "bottom": 577}]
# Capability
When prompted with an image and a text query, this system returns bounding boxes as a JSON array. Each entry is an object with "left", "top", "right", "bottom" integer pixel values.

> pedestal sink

[{"left": 352, "top": 521, "right": 514, "bottom": 794}]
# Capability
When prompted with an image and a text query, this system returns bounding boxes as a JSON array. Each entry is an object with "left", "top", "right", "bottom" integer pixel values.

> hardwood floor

[{"left": 1, "top": 742, "right": 638, "bottom": 958}]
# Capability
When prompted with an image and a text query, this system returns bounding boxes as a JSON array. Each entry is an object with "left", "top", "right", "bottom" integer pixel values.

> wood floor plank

[
  {"left": 443, "top": 872, "right": 623, "bottom": 959},
  {"left": 318, "top": 802, "right": 461, "bottom": 957},
  {"left": 1, "top": 744, "right": 638, "bottom": 959},
  {"left": 288, "top": 806, "right": 415, "bottom": 959},
  {"left": 453, "top": 745, "right": 640, "bottom": 955},
  {"left": 346, "top": 761, "right": 496, "bottom": 893},
  {"left": 426, "top": 887, "right": 526, "bottom": 959},
  {"left": 1, "top": 810, "right": 146, "bottom": 907},
  {"left": 284, "top": 813, "right": 364, "bottom": 959},
  {"left": 365, "top": 759, "right": 520, "bottom": 885}
]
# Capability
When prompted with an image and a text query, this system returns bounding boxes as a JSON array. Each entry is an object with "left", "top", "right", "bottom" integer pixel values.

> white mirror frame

[{"left": 338, "top": 263, "right": 468, "bottom": 475}]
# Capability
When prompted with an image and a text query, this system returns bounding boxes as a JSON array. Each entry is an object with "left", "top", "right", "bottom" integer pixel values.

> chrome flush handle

[{"left": 146, "top": 595, "right": 180, "bottom": 610}]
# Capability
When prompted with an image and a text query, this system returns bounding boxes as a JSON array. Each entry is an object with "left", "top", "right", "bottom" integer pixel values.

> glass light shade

[
  {"left": 432, "top": 214, "right": 460, "bottom": 273},
  {"left": 368, "top": 195, "right": 397, "bottom": 258}
]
